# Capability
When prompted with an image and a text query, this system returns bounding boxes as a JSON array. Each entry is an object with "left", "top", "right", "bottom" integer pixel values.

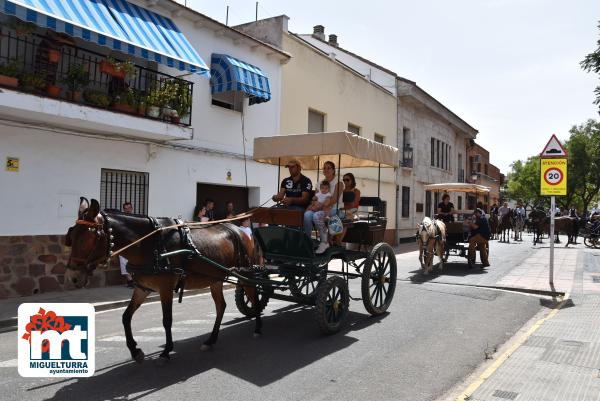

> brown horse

[
  {"left": 489, "top": 214, "right": 499, "bottom": 240},
  {"left": 65, "top": 198, "right": 262, "bottom": 364}
]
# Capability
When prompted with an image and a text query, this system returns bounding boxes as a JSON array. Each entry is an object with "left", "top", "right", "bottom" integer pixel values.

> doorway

[{"left": 196, "top": 183, "right": 249, "bottom": 220}]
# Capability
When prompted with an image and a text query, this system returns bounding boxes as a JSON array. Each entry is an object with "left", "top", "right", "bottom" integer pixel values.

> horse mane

[{"left": 421, "top": 217, "right": 437, "bottom": 238}]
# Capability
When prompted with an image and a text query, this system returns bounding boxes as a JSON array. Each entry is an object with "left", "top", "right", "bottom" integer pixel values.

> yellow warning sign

[
  {"left": 540, "top": 158, "right": 567, "bottom": 196},
  {"left": 5, "top": 157, "right": 19, "bottom": 172}
]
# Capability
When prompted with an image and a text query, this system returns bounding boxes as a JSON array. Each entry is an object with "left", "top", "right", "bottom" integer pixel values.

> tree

[
  {"left": 506, "top": 156, "right": 542, "bottom": 209},
  {"left": 564, "top": 120, "right": 600, "bottom": 213},
  {"left": 581, "top": 20, "right": 600, "bottom": 111}
]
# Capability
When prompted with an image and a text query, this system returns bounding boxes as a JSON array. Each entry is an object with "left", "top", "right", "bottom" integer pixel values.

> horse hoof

[
  {"left": 155, "top": 355, "right": 170, "bottom": 367},
  {"left": 253, "top": 332, "right": 262, "bottom": 339},
  {"left": 133, "top": 349, "right": 145, "bottom": 364},
  {"left": 200, "top": 344, "right": 211, "bottom": 352}
]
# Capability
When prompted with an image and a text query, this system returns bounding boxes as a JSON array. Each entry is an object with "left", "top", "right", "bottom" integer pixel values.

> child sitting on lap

[{"left": 308, "top": 180, "right": 332, "bottom": 213}]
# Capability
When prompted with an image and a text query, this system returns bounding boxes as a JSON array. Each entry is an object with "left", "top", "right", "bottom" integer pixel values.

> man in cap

[
  {"left": 272, "top": 159, "right": 312, "bottom": 209},
  {"left": 467, "top": 208, "right": 491, "bottom": 269}
]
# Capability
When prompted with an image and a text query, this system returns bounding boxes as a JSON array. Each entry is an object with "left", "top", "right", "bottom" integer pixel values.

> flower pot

[
  {"left": 147, "top": 106, "right": 160, "bottom": 118},
  {"left": 47, "top": 84, "right": 61, "bottom": 98},
  {"left": 68, "top": 90, "right": 82, "bottom": 102},
  {"left": 48, "top": 49, "right": 60, "bottom": 63},
  {"left": 170, "top": 115, "right": 180, "bottom": 124},
  {"left": 137, "top": 105, "right": 146, "bottom": 116},
  {"left": 0, "top": 74, "right": 18, "bottom": 88},
  {"left": 113, "top": 103, "right": 136, "bottom": 114},
  {"left": 100, "top": 60, "right": 125, "bottom": 79}
]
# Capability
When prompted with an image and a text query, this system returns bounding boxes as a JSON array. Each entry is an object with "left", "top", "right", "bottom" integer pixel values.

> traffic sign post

[{"left": 539, "top": 134, "right": 568, "bottom": 287}]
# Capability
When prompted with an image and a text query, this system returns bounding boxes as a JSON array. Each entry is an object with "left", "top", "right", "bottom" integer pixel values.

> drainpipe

[{"left": 395, "top": 89, "right": 401, "bottom": 245}]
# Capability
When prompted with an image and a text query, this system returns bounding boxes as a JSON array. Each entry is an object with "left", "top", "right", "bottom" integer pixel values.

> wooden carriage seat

[
  {"left": 250, "top": 207, "right": 304, "bottom": 227},
  {"left": 343, "top": 197, "right": 387, "bottom": 245}
]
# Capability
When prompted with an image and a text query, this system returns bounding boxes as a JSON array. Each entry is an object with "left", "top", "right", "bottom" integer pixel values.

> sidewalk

[{"left": 453, "top": 245, "right": 600, "bottom": 401}]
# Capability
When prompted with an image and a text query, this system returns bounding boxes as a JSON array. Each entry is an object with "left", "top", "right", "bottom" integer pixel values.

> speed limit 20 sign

[{"left": 540, "top": 158, "right": 567, "bottom": 195}]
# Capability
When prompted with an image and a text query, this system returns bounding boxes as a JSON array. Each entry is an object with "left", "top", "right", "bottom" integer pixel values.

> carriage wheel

[
  {"left": 288, "top": 272, "right": 325, "bottom": 302},
  {"left": 314, "top": 276, "right": 349, "bottom": 335},
  {"left": 234, "top": 284, "right": 271, "bottom": 318},
  {"left": 361, "top": 242, "right": 397, "bottom": 316}
]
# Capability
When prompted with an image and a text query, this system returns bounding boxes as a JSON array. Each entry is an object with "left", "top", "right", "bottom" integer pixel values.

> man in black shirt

[
  {"left": 272, "top": 159, "right": 312, "bottom": 209},
  {"left": 467, "top": 208, "right": 491, "bottom": 268},
  {"left": 437, "top": 194, "right": 455, "bottom": 223}
]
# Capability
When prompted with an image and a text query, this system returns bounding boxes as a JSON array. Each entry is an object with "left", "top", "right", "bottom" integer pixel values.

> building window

[
  {"left": 402, "top": 127, "right": 410, "bottom": 148},
  {"left": 374, "top": 133, "right": 384, "bottom": 144},
  {"left": 212, "top": 91, "right": 243, "bottom": 112},
  {"left": 425, "top": 191, "right": 432, "bottom": 217},
  {"left": 458, "top": 196, "right": 462, "bottom": 210},
  {"left": 308, "top": 109, "right": 325, "bottom": 133},
  {"left": 436, "top": 140, "right": 440, "bottom": 168},
  {"left": 347, "top": 123, "right": 361, "bottom": 135},
  {"left": 100, "top": 169, "right": 149, "bottom": 214},
  {"left": 401, "top": 186, "right": 410, "bottom": 218},
  {"left": 434, "top": 192, "right": 440, "bottom": 211},
  {"left": 484, "top": 164, "right": 488, "bottom": 175},
  {"left": 431, "top": 138, "right": 435, "bottom": 167}
]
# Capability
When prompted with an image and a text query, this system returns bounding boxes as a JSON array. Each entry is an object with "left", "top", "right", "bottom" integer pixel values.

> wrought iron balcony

[
  {"left": 402, "top": 145, "right": 413, "bottom": 168},
  {"left": 0, "top": 27, "right": 193, "bottom": 126}
]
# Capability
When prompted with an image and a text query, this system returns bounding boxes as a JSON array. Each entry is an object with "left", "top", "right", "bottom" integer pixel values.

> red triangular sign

[{"left": 540, "top": 134, "right": 567, "bottom": 157}]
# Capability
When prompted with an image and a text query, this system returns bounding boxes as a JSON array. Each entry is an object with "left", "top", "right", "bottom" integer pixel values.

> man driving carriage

[
  {"left": 467, "top": 208, "right": 491, "bottom": 269},
  {"left": 271, "top": 158, "right": 313, "bottom": 210}
]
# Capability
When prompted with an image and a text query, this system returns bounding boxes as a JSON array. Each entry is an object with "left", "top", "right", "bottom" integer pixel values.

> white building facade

[{"left": 0, "top": 0, "right": 288, "bottom": 298}]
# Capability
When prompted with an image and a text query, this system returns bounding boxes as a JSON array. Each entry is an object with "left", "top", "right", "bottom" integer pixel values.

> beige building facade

[{"left": 237, "top": 17, "right": 398, "bottom": 242}]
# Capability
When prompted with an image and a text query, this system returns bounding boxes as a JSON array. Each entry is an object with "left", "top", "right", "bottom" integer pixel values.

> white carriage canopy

[
  {"left": 253, "top": 131, "right": 399, "bottom": 169},
  {"left": 423, "top": 183, "right": 491, "bottom": 193}
]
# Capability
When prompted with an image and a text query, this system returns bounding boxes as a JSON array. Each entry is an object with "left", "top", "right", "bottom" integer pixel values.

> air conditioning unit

[{"left": 473, "top": 154, "right": 481, "bottom": 163}]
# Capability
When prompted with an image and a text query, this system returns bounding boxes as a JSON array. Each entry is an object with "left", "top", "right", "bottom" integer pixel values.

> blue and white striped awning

[
  {"left": 210, "top": 54, "right": 271, "bottom": 105},
  {"left": 0, "top": 0, "right": 209, "bottom": 76}
]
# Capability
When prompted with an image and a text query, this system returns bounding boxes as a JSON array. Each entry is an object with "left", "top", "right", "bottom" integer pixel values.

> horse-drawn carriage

[
  {"left": 64, "top": 132, "right": 399, "bottom": 363},
  {"left": 422, "top": 183, "right": 490, "bottom": 262},
  {"left": 247, "top": 132, "right": 399, "bottom": 333}
]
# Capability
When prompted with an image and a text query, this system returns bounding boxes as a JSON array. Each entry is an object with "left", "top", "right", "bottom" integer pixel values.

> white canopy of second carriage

[
  {"left": 423, "top": 183, "right": 491, "bottom": 193},
  {"left": 253, "top": 131, "right": 399, "bottom": 169}
]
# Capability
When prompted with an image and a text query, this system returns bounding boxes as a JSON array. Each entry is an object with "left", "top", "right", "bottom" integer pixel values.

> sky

[{"left": 179, "top": 0, "right": 600, "bottom": 174}]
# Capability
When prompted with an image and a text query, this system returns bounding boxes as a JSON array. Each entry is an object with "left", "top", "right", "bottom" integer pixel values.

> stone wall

[{"left": 0, "top": 235, "right": 123, "bottom": 299}]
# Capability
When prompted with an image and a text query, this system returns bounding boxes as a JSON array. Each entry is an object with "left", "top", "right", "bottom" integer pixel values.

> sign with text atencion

[{"left": 540, "top": 158, "right": 567, "bottom": 196}]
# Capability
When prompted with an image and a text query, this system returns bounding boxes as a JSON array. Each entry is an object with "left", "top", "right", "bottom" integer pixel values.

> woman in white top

[{"left": 303, "top": 161, "right": 342, "bottom": 254}]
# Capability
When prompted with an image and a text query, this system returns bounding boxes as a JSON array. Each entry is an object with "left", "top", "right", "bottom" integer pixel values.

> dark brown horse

[
  {"left": 497, "top": 210, "right": 514, "bottom": 243},
  {"left": 65, "top": 198, "right": 262, "bottom": 364},
  {"left": 489, "top": 214, "right": 499, "bottom": 240}
]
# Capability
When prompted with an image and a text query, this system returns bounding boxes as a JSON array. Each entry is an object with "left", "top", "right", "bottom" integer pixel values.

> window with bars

[
  {"left": 100, "top": 169, "right": 149, "bottom": 214},
  {"left": 431, "top": 137, "right": 451, "bottom": 171}
]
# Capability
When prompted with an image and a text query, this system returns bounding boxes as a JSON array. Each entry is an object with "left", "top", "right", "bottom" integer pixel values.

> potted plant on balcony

[
  {"left": 63, "top": 64, "right": 89, "bottom": 102},
  {"left": 146, "top": 87, "right": 166, "bottom": 118},
  {"left": 159, "top": 79, "right": 179, "bottom": 120},
  {"left": 170, "top": 80, "right": 192, "bottom": 124},
  {"left": 19, "top": 72, "right": 46, "bottom": 93},
  {"left": 83, "top": 89, "right": 111, "bottom": 108},
  {"left": 0, "top": 61, "right": 21, "bottom": 88},
  {"left": 100, "top": 57, "right": 136, "bottom": 80},
  {"left": 47, "top": 49, "right": 60, "bottom": 64},
  {"left": 136, "top": 92, "right": 147, "bottom": 116},
  {"left": 112, "top": 87, "right": 137, "bottom": 114}
]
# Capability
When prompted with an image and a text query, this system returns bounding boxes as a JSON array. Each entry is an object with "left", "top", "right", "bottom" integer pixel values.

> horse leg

[
  {"left": 122, "top": 286, "right": 149, "bottom": 363},
  {"left": 437, "top": 241, "right": 444, "bottom": 272},
  {"left": 202, "top": 281, "right": 226, "bottom": 350},
  {"left": 242, "top": 284, "right": 263, "bottom": 337},
  {"left": 157, "top": 287, "right": 174, "bottom": 363}
]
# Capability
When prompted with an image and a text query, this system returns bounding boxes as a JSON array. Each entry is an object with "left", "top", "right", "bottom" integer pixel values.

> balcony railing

[
  {"left": 402, "top": 145, "right": 413, "bottom": 168},
  {"left": 0, "top": 27, "right": 193, "bottom": 126}
]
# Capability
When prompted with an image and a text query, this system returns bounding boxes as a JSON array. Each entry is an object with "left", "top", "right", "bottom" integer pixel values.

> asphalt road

[{"left": 0, "top": 245, "right": 545, "bottom": 401}]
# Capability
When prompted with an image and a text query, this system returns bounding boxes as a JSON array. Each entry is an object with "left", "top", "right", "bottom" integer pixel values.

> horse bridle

[
  {"left": 417, "top": 224, "right": 439, "bottom": 260},
  {"left": 66, "top": 211, "right": 112, "bottom": 276}
]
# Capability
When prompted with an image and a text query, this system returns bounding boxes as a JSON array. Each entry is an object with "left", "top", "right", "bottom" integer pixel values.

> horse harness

[{"left": 417, "top": 220, "right": 442, "bottom": 259}]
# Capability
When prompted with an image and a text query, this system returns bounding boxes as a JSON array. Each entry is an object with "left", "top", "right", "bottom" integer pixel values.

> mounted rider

[
  {"left": 514, "top": 202, "right": 526, "bottom": 220},
  {"left": 498, "top": 202, "right": 511, "bottom": 225}
]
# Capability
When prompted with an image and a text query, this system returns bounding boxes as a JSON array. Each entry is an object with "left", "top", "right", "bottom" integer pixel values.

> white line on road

[{"left": 0, "top": 359, "right": 17, "bottom": 367}]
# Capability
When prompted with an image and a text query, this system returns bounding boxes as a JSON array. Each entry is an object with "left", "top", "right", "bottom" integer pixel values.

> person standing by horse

[
  {"left": 119, "top": 201, "right": 135, "bottom": 288},
  {"left": 467, "top": 208, "right": 491, "bottom": 269},
  {"left": 272, "top": 158, "right": 313, "bottom": 210},
  {"left": 437, "top": 194, "right": 455, "bottom": 223}
]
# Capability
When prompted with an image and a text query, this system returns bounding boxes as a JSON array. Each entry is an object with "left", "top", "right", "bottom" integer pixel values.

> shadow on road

[
  {"left": 408, "top": 262, "right": 488, "bottom": 284},
  {"left": 38, "top": 307, "right": 387, "bottom": 401}
]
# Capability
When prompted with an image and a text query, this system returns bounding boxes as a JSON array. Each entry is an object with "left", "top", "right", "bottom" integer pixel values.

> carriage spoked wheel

[
  {"left": 314, "top": 276, "right": 350, "bottom": 334},
  {"left": 361, "top": 242, "right": 397, "bottom": 316},
  {"left": 234, "top": 284, "right": 272, "bottom": 318},
  {"left": 288, "top": 271, "right": 326, "bottom": 302}
]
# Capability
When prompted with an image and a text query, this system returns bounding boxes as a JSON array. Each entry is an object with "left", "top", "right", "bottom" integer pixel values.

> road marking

[
  {"left": 454, "top": 291, "right": 571, "bottom": 401},
  {"left": 0, "top": 359, "right": 17, "bottom": 368}
]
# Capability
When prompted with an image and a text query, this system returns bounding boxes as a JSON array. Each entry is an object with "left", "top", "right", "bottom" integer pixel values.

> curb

[{"left": 0, "top": 284, "right": 235, "bottom": 333}]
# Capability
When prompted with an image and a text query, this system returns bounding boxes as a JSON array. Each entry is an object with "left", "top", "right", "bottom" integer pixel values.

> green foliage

[
  {"left": 113, "top": 87, "right": 137, "bottom": 106},
  {"left": 19, "top": 72, "right": 46, "bottom": 91},
  {"left": 83, "top": 89, "right": 111, "bottom": 108},
  {"left": 581, "top": 20, "right": 600, "bottom": 108},
  {"left": 63, "top": 64, "right": 89, "bottom": 91},
  {"left": 507, "top": 156, "right": 541, "bottom": 208},
  {"left": 106, "top": 57, "right": 136, "bottom": 78},
  {"left": 0, "top": 60, "right": 21, "bottom": 77},
  {"left": 167, "top": 79, "right": 192, "bottom": 118}
]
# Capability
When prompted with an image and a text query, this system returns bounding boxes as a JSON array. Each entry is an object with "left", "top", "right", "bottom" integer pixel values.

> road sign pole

[{"left": 550, "top": 195, "right": 555, "bottom": 285}]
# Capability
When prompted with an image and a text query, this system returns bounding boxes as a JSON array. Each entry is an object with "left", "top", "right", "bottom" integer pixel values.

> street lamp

[
  {"left": 403, "top": 146, "right": 413, "bottom": 167},
  {"left": 471, "top": 172, "right": 478, "bottom": 182}
]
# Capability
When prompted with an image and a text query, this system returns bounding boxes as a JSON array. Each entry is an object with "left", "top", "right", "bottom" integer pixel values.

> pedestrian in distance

[{"left": 119, "top": 201, "right": 134, "bottom": 288}]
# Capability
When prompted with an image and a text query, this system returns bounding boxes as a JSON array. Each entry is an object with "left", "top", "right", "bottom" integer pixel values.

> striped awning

[
  {"left": 0, "top": 0, "right": 209, "bottom": 76},
  {"left": 210, "top": 53, "right": 270, "bottom": 105}
]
